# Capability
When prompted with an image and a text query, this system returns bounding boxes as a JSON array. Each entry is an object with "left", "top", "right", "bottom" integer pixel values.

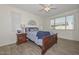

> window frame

[
  {"left": 50, "top": 15, "right": 74, "bottom": 30},
  {"left": 50, "top": 19, "right": 55, "bottom": 30},
  {"left": 65, "top": 15, "right": 75, "bottom": 31}
]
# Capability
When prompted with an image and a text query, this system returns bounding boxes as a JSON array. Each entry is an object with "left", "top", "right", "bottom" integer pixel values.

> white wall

[
  {"left": 0, "top": 5, "right": 44, "bottom": 46},
  {"left": 43, "top": 9, "right": 79, "bottom": 41}
]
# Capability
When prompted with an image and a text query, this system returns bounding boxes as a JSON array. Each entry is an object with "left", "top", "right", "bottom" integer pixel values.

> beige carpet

[{"left": 0, "top": 39, "right": 79, "bottom": 55}]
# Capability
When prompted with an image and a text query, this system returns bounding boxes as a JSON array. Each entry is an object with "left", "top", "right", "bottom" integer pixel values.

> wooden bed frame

[
  {"left": 28, "top": 33, "right": 58, "bottom": 55},
  {"left": 40, "top": 33, "right": 58, "bottom": 55},
  {"left": 25, "top": 27, "right": 58, "bottom": 55}
]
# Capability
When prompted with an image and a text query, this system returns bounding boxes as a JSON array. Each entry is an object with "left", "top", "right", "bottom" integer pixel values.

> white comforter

[{"left": 27, "top": 31, "right": 42, "bottom": 46}]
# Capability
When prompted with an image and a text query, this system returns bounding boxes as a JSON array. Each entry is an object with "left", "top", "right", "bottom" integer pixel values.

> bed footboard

[{"left": 41, "top": 33, "right": 58, "bottom": 55}]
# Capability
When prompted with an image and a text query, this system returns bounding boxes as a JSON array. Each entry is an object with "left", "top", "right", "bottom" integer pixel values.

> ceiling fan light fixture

[{"left": 44, "top": 7, "right": 50, "bottom": 12}]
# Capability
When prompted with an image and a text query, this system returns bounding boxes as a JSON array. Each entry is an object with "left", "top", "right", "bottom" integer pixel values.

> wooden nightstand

[{"left": 16, "top": 33, "right": 27, "bottom": 45}]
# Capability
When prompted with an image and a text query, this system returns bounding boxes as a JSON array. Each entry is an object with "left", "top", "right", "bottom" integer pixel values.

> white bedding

[
  {"left": 26, "top": 29, "right": 54, "bottom": 46},
  {"left": 27, "top": 31, "right": 43, "bottom": 46}
]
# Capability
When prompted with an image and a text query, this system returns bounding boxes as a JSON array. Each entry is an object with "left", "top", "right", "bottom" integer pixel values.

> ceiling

[{"left": 10, "top": 4, "right": 79, "bottom": 18}]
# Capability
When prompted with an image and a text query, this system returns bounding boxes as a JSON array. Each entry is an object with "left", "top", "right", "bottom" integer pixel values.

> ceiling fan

[{"left": 40, "top": 4, "right": 56, "bottom": 12}]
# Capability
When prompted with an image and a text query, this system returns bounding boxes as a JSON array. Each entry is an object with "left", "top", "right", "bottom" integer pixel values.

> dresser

[{"left": 16, "top": 33, "right": 27, "bottom": 45}]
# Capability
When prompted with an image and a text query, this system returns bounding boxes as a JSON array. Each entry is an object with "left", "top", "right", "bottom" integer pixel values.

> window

[
  {"left": 50, "top": 19, "right": 54, "bottom": 29},
  {"left": 50, "top": 15, "right": 74, "bottom": 30},
  {"left": 55, "top": 17, "right": 65, "bottom": 29},
  {"left": 66, "top": 15, "right": 74, "bottom": 30}
]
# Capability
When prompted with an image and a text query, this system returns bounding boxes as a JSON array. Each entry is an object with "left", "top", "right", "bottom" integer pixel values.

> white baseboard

[
  {"left": 59, "top": 37, "right": 79, "bottom": 42},
  {"left": 0, "top": 41, "right": 16, "bottom": 47}
]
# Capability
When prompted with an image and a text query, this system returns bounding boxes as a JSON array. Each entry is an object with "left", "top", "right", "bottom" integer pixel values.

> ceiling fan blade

[
  {"left": 39, "top": 9, "right": 44, "bottom": 11},
  {"left": 39, "top": 9, "right": 49, "bottom": 12},
  {"left": 40, "top": 4, "right": 46, "bottom": 8},
  {"left": 40, "top": 4, "right": 51, "bottom": 8},
  {"left": 50, "top": 7, "right": 56, "bottom": 9}
]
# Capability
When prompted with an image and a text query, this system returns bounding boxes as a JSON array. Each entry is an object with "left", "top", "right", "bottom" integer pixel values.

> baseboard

[
  {"left": 59, "top": 37, "right": 79, "bottom": 42},
  {"left": 0, "top": 41, "right": 16, "bottom": 47}
]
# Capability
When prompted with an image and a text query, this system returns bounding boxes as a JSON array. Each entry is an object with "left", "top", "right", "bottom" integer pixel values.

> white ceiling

[{"left": 10, "top": 4, "right": 79, "bottom": 18}]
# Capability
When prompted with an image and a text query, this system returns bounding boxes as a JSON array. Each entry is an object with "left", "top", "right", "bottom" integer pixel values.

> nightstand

[{"left": 16, "top": 33, "right": 27, "bottom": 45}]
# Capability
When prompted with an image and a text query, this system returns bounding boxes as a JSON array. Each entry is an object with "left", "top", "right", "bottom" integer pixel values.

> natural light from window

[
  {"left": 50, "top": 15, "right": 74, "bottom": 30},
  {"left": 66, "top": 15, "right": 74, "bottom": 30},
  {"left": 55, "top": 17, "right": 65, "bottom": 29}
]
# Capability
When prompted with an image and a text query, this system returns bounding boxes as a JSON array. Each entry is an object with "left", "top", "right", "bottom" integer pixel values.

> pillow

[
  {"left": 25, "top": 27, "right": 39, "bottom": 32},
  {"left": 29, "top": 27, "right": 39, "bottom": 32}
]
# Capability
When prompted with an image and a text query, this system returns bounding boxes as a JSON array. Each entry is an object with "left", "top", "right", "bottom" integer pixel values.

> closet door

[{"left": 11, "top": 12, "right": 21, "bottom": 33}]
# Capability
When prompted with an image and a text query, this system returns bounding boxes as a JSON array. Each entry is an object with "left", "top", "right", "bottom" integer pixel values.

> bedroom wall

[
  {"left": 0, "top": 5, "right": 44, "bottom": 46},
  {"left": 43, "top": 9, "right": 79, "bottom": 41}
]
